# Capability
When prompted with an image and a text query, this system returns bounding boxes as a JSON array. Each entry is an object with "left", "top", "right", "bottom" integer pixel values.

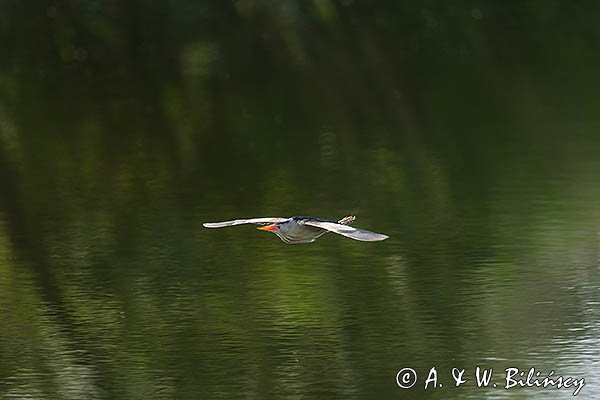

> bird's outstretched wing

[
  {"left": 301, "top": 220, "right": 389, "bottom": 241},
  {"left": 203, "top": 217, "right": 288, "bottom": 228}
]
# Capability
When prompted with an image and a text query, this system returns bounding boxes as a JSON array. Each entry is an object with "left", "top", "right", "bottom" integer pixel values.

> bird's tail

[{"left": 337, "top": 215, "right": 356, "bottom": 225}]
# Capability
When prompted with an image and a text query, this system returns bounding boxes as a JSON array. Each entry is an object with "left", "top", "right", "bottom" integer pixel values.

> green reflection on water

[{"left": 0, "top": 1, "right": 599, "bottom": 399}]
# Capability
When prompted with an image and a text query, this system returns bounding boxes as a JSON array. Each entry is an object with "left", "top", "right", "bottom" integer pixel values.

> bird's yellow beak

[{"left": 257, "top": 225, "right": 277, "bottom": 231}]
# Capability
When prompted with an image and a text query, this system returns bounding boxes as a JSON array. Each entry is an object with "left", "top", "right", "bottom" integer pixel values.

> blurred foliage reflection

[{"left": 0, "top": 1, "right": 599, "bottom": 399}]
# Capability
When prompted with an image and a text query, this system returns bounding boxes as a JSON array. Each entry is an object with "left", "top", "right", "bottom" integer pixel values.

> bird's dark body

[{"left": 274, "top": 217, "right": 329, "bottom": 244}]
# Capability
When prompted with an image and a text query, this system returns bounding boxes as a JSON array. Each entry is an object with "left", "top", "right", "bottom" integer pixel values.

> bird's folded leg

[{"left": 337, "top": 216, "right": 356, "bottom": 225}]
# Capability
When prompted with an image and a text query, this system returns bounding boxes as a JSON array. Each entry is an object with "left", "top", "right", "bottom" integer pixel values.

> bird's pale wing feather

[
  {"left": 203, "top": 217, "right": 288, "bottom": 228},
  {"left": 302, "top": 220, "right": 389, "bottom": 241}
]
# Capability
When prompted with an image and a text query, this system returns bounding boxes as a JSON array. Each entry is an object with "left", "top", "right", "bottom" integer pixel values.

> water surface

[{"left": 0, "top": 2, "right": 599, "bottom": 399}]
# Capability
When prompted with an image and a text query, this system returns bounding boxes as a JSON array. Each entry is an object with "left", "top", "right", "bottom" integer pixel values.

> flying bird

[{"left": 203, "top": 215, "right": 389, "bottom": 244}]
